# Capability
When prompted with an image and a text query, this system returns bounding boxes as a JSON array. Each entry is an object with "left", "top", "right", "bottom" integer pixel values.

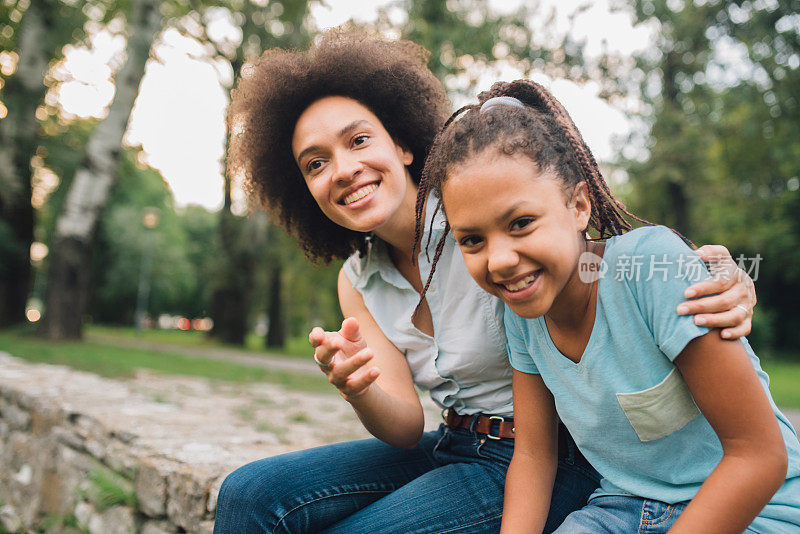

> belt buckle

[{"left": 486, "top": 415, "right": 505, "bottom": 440}]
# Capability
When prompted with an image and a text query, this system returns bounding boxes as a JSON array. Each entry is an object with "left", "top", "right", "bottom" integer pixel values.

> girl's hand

[
  {"left": 677, "top": 244, "right": 756, "bottom": 339},
  {"left": 308, "top": 317, "right": 381, "bottom": 400}
]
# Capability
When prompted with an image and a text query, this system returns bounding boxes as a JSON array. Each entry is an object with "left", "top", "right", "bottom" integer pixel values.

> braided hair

[{"left": 412, "top": 79, "right": 653, "bottom": 312}]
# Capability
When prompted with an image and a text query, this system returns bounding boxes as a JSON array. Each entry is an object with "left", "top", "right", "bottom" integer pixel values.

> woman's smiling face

[
  {"left": 292, "top": 96, "right": 415, "bottom": 234},
  {"left": 443, "top": 150, "right": 591, "bottom": 318}
]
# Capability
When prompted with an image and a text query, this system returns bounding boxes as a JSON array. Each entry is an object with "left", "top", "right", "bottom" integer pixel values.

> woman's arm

[
  {"left": 501, "top": 370, "right": 559, "bottom": 534},
  {"left": 679, "top": 244, "right": 757, "bottom": 339},
  {"left": 309, "top": 268, "right": 424, "bottom": 448},
  {"left": 669, "top": 333, "right": 788, "bottom": 533}
]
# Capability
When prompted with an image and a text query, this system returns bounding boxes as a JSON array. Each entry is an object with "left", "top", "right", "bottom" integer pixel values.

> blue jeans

[
  {"left": 214, "top": 422, "right": 600, "bottom": 533},
  {"left": 554, "top": 495, "right": 760, "bottom": 533}
]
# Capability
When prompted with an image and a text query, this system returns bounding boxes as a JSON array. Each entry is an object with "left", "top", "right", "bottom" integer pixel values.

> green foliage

[
  {"left": 89, "top": 151, "right": 203, "bottom": 322},
  {"left": 618, "top": 0, "right": 800, "bottom": 352},
  {"left": 85, "top": 467, "right": 137, "bottom": 511}
]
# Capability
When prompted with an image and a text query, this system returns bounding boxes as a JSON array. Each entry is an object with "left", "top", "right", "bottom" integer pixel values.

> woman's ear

[
  {"left": 570, "top": 182, "right": 591, "bottom": 231},
  {"left": 395, "top": 139, "right": 414, "bottom": 166}
]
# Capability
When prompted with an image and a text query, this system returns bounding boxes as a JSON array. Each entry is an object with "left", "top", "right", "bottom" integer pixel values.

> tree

[
  {"left": 40, "top": 0, "right": 162, "bottom": 339},
  {"left": 0, "top": 0, "right": 86, "bottom": 326},
  {"left": 617, "top": 0, "right": 800, "bottom": 351},
  {"left": 183, "top": 0, "right": 313, "bottom": 345}
]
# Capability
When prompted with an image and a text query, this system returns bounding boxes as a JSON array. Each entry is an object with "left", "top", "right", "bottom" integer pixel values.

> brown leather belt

[{"left": 444, "top": 409, "right": 515, "bottom": 440}]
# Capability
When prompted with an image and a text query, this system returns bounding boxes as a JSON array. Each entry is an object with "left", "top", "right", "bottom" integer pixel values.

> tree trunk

[
  {"left": 265, "top": 262, "right": 285, "bottom": 348},
  {"left": 0, "top": 1, "right": 52, "bottom": 326},
  {"left": 40, "top": 0, "right": 161, "bottom": 340},
  {"left": 207, "top": 211, "right": 253, "bottom": 345}
]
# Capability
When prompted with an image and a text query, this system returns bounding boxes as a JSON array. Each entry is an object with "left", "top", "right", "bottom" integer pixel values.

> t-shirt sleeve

[
  {"left": 503, "top": 305, "right": 540, "bottom": 374},
  {"left": 621, "top": 227, "right": 712, "bottom": 361}
]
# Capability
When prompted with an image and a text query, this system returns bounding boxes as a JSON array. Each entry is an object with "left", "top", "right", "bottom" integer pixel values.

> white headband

[{"left": 479, "top": 95, "right": 525, "bottom": 114}]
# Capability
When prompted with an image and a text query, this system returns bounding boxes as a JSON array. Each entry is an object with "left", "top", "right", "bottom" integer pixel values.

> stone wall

[
  {"left": 0, "top": 352, "right": 441, "bottom": 533},
  {"left": 0, "top": 355, "right": 226, "bottom": 533}
]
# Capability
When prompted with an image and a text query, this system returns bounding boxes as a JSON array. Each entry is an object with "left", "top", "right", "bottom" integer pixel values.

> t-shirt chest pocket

[{"left": 616, "top": 368, "right": 700, "bottom": 442}]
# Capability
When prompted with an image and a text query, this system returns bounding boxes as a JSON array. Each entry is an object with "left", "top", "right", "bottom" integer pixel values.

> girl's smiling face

[
  {"left": 292, "top": 96, "right": 415, "bottom": 234},
  {"left": 442, "top": 150, "right": 592, "bottom": 318}
]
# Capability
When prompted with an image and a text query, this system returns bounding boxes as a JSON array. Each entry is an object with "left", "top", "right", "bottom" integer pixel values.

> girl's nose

[{"left": 487, "top": 239, "right": 520, "bottom": 276}]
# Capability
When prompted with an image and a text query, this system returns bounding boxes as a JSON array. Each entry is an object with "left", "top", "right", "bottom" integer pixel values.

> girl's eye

[
  {"left": 458, "top": 235, "right": 483, "bottom": 248},
  {"left": 510, "top": 217, "right": 534, "bottom": 231},
  {"left": 352, "top": 135, "right": 369, "bottom": 146}
]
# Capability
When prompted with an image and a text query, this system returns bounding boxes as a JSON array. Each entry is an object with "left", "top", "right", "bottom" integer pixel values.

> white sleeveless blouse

[{"left": 342, "top": 199, "right": 513, "bottom": 417}]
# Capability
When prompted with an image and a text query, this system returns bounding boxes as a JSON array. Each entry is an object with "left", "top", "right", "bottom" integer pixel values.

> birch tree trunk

[
  {"left": 0, "top": 1, "right": 52, "bottom": 326},
  {"left": 40, "top": 0, "right": 161, "bottom": 340}
]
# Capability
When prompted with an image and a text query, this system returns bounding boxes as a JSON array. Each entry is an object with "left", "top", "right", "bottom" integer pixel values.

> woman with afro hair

[{"left": 213, "top": 29, "right": 757, "bottom": 533}]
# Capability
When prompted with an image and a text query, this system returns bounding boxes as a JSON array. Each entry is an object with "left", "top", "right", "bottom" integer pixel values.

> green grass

[
  {"left": 85, "top": 325, "right": 312, "bottom": 359},
  {"left": 762, "top": 360, "right": 800, "bottom": 410},
  {"left": 0, "top": 328, "right": 330, "bottom": 394},
  {"left": 2, "top": 326, "right": 798, "bottom": 409},
  {"left": 86, "top": 467, "right": 137, "bottom": 511}
]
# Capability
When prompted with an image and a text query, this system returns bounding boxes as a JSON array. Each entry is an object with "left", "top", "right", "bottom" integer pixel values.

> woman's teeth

[
  {"left": 504, "top": 273, "right": 539, "bottom": 292},
  {"left": 343, "top": 184, "right": 378, "bottom": 205}
]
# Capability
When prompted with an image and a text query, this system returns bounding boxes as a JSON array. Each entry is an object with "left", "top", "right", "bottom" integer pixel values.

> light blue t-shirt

[{"left": 506, "top": 226, "right": 800, "bottom": 533}]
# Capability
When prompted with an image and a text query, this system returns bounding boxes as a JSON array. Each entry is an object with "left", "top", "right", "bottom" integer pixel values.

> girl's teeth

[
  {"left": 343, "top": 184, "right": 378, "bottom": 205},
  {"left": 504, "top": 273, "right": 538, "bottom": 292}
]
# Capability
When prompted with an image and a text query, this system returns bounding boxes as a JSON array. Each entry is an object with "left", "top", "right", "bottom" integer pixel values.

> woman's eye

[
  {"left": 510, "top": 217, "right": 534, "bottom": 231},
  {"left": 307, "top": 159, "right": 323, "bottom": 172},
  {"left": 353, "top": 135, "right": 369, "bottom": 146},
  {"left": 459, "top": 235, "right": 482, "bottom": 248}
]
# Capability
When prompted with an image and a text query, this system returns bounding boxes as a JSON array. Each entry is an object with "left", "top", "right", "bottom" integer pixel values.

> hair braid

[
  {"left": 412, "top": 104, "right": 476, "bottom": 264},
  {"left": 412, "top": 217, "right": 450, "bottom": 320}
]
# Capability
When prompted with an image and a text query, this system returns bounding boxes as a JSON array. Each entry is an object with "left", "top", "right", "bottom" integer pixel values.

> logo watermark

[{"left": 578, "top": 252, "right": 762, "bottom": 283}]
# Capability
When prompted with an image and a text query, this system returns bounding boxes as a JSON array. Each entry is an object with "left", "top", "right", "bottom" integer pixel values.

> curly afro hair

[{"left": 227, "top": 29, "right": 450, "bottom": 263}]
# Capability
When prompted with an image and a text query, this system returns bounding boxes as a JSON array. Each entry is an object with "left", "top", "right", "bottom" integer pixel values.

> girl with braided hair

[
  {"left": 214, "top": 29, "right": 757, "bottom": 533},
  {"left": 420, "top": 79, "right": 800, "bottom": 533}
]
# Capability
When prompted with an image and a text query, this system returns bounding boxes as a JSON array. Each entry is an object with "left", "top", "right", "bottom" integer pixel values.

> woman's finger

[
  {"left": 339, "top": 317, "right": 363, "bottom": 343},
  {"left": 691, "top": 305, "right": 749, "bottom": 329},
  {"left": 328, "top": 348, "right": 373, "bottom": 388},
  {"left": 314, "top": 345, "right": 337, "bottom": 371},
  {"left": 341, "top": 367, "right": 381, "bottom": 398},
  {"left": 721, "top": 319, "right": 752, "bottom": 340},
  {"left": 308, "top": 326, "right": 325, "bottom": 348},
  {"left": 678, "top": 286, "right": 744, "bottom": 317}
]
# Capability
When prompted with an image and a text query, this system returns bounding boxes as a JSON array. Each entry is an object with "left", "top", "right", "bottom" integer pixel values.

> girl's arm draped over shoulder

[
  {"left": 500, "top": 370, "right": 559, "bottom": 533},
  {"left": 310, "top": 268, "right": 424, "bottom": 449},
  {"left": 668, "top": 333, "right": 787, "bottom": 533}
]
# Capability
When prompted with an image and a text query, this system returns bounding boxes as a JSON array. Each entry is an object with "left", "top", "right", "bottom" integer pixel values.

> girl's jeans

[
  {"left": 214, "top": 422, "right": 600, "bottom": 533},
  {"left": 554, "top": 495, "right": 760, "bottom": 533}
]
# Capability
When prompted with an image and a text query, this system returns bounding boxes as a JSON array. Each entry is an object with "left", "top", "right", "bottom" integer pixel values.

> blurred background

[{"left": 0, "top": 0, "right": 798, "bottom": 363}]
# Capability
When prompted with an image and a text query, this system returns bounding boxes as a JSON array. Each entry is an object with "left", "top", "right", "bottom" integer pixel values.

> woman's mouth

[{"left": 342, "top": 183, "right": 379, "bottom": 206}]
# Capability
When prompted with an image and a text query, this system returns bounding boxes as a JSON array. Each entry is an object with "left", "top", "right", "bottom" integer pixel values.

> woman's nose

[{"left": 331, "top": 151, "right": 363, "bottom": 184}]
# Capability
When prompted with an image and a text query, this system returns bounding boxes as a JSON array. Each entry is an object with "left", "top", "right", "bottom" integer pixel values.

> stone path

[{"left": 85, "top": 334, "right": 800, "bottom": 430}]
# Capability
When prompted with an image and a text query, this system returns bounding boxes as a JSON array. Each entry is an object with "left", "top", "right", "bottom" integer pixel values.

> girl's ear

[{"left": 570, "top": 182, "right": 591, "bottom": 232}]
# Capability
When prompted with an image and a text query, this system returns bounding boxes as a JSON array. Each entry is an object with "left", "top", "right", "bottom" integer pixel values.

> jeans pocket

[
  {"left": 640, "top": 500, "right": 686, "bottom": 532},
  {"left": 432, "top": 426, "right": 451, "bottom": 458},
  {"left": 616, "top": 367, "right": 700, "bottom": 442}
]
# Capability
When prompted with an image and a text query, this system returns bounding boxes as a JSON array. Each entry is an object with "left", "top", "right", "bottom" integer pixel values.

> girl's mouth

[
  {"left": 497, "top": 270, "right": 542, "bottom": 300},
  {"left": 341, "top": 182, "right": 379, "bottom": 206}
]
